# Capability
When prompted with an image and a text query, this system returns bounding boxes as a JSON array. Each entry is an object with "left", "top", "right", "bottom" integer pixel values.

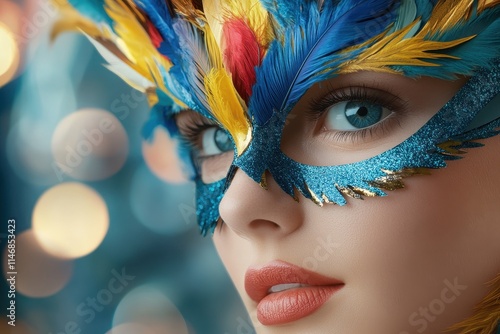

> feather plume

[
  {"left": 249, "top": 0, "right": 398, "bottom": 125},
  {"left": 172, "top": 19, "right": 212, "bottom": 113},
  {"left": 390, "top": 0, "right": 420, "bottom": 37},
  {"left": 224, "top": 0, "right": 274, "bottom": 49},
  {"left": 258, "top": 0, "right": 318, "bottom": 29},
  {"left": 419, "top": 0, "right": 475, "bottom": 34},
  {"left": 338, "top": 21, "right": 472, "bottom": 74},
  {"left": 170, "top": 0, "right": 205, "bottom": 26},
  {"left": 52, "top": 0, "right": 171, "bottom": 92},
  {"left": 63, "top": 0, "right": 114, "bottom": 25},
  {"left": 104, "top": 0, "right": 174, "bottom": 91},
  {"left": 51, "top": 3, "right": 110, "bottom": 41},
  {"left": 340, "top": 1, "right": 500, "bottom": 78},
  {"left": 222, "top": 18, "right": 261, "bottom": 103},
  {"left": 445, "top": 274, "right": 500, "bottom": 334},
  {"left": 478, "top": 0, "right": 500, "bottom": 12},
  {"left": 202, "top": 0, "right": 224, "bottom": 50},
  {"left": 204, "top": 68, "right": 251, "bottom": 155}
]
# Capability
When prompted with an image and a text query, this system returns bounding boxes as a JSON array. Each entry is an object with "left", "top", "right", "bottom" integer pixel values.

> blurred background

[{"left": 0, "top": 0, "right": 251, "bottom": 333}]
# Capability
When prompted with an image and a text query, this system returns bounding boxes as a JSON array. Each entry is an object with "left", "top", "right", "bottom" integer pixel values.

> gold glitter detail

[
  {"left": 369, "top": 168, "right": 432, "bottom": 191},
  {"left": 321, "top": 194, "right": 332, "bottom": 204},
  {"left": 259, "top": 171, "right": 268, "bottom": 190},
  {"left": 351, "top": 186, "right": 377, "bottom": 197},
  {"left": 335, "top": 184, "right": 363, "bottom": 200},
  {"left": 438, "top": 140, "right": 468, "bottom": 155},
  {"left": 306, "top": 183, "right": 323, "bottom": 207},
  {"left": 292, "top": 186, "right": 300, "bottom": 203}
]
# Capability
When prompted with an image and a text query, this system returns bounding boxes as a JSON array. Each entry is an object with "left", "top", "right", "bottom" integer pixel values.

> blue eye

[
  {"left": 325, "top": 101, "right": 392, "bottom": 131},
  {"left": 201, "top": 127, "right": 233, "bottom": 156}
]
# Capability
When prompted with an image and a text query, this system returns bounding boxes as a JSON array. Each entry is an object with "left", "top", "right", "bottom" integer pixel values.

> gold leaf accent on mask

[
  {"left": 335, "top": 184, "right": 363, "bottom": 200},
  {"left": 351, "top": 186, "right": 378, "bottom": 198},
  {"left": 292, "top": 186, "right": 301, "bottom": 203},
  {"left": 306, "top": 183, "right": 323, "bottom": 207},
  {"left": 438, "top": 140, "right": 468, "bottom": 155},
  {"left": 369, "top": 168, "right": 432, "bottom": 191},
  {"left": 259, "top": 171, "right": 268, "bottom": 190},
  {"left": 321, "top": 194, "right": 333, "bottom": 204}
]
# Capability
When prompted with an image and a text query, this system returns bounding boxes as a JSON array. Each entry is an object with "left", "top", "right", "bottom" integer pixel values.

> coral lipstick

[{"left": 245, "top": 260, "right": 344, "bottom": 326}]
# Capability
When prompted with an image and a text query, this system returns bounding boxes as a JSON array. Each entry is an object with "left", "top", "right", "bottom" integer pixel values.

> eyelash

[
  {"left": 178, "top": 118, "right": 217, "bottom": 152},
  {"left": 307, "top": 85, "right": 409, "bottom": 142}
]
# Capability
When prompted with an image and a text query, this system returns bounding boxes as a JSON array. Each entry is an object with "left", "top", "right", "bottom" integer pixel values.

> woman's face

[{"left": 190, "top": 72, "right": 500, "bottom": 334}]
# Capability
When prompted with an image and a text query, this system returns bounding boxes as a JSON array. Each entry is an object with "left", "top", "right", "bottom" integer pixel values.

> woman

[{"left": 55, "top": 0, "right": 500, "bottom": 332}]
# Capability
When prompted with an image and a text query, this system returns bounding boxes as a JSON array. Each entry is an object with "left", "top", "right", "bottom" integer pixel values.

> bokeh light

[
  {"left": 0, "top": 320, "right": 36, "bottom": 334},
  {"left": 52, "top": 109, "right": 128, "bottom": 181},
  {"left": 113, "top": 285, "right": 189, "bottom": 334},
  {"left": 0, "top": 0, "right": 23, "bottom": 35},
  {"left": 142, "top": 127, "right": 188, "bottom": 184},
  {"left": 6, "top": 117, "right": 66, "bottom": 186},
  {"left": 0, "top": 21, "right": 20, "bottom": 87},
  {"left": 105, "top": 323, "right": 155, "bottom": 334},
  {"left": 2, "top": 230, "right": 73, "bottom": 298},
  {"left": 130, "top": 165, "right": 196, "bottom": 235},
  {"left": 51, "top": 109, "right": 129, "bottom": 181},
  {"left": 32, "top": 182, "right": 109, "bottom": 259}
]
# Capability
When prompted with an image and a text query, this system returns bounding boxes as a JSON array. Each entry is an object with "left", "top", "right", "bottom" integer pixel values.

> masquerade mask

[{"left": 55, "top": 0, "right": 500, "bottom": 235}]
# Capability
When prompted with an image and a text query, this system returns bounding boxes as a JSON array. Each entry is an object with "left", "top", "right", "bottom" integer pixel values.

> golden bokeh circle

[
  {"left": 51, "top": 109, "right": 129, "bottom": 181},
  {"left": 0, "top": 21, "right": 20, "bottom": 87},
  {"left": 2, "top": 230, "right": 73, "bottom": 298},
  {"left": 142, "top": 127, "right": 188, "bottom": 184},
  {"left": 32, "top": 182, "right": 109, "bottom": 259}
]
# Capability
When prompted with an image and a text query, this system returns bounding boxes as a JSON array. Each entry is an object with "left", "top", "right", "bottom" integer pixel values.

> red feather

[
  {"left": 147, "top": 20, "right": 164, "bottom": 49},
  {"left": 222, "top": 19, "right": 263, "bottom": 103}
]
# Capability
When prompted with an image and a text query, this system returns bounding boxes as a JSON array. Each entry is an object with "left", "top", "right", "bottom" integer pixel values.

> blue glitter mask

[
  {"left": 194, "top": 62, "right": 500, "bottom": 234},
  {"left": 55, "top": 0, "right": 500, "bottom": 234}
]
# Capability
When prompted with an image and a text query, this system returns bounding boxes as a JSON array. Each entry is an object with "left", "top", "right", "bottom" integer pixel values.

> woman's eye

[
  {"left": 201, "top": 127, "right": 233, "bottom": 156},
  {"left": 324, "top": 100, "right": 393, "bottom": 131}
]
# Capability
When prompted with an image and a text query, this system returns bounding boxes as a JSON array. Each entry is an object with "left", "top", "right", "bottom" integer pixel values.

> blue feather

[
  {"left": 136, "top": 0, "right": 209, "bottom": 115},
  {"left": 67, "top": 0, "right": 113, "bottom": 26},
  {"left": 250, "top": 0, "right": 399, "bottom": 125},
  {"left": 258, "top": 0, "right": 320, "bottom": 28},
  {"left": 397, "top": 5, "right": 500, "bottom": 78},
  {"left": 391, "top": 0, "right": 419, "bottom": 36},
  {"left": 414, "top": 0, "right": 436, "bottom": 23}
]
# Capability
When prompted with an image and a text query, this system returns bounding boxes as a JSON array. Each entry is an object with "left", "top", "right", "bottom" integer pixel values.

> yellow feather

[
  {"left": 202, "top": 0, "right": 224, "bottom": 50},
  {"left": 419, "top": 0, "right": 475, "bottom": 35},
  {"left": 204, "top": 68, "right": 251, "bottom": 156},
  {"left": 339, "top": 20, "right": 474, "bottom": 75},
  {"left": 103, "top": 0, "right": 187, "bottom": 108},
  {"left": 225, "top": 0, "right": 274, "bottom": 49},
  {"left": 445, "top": 274, "right": 500, "bottom": 334},
  {"left": 50, "top": 0, "right": 112, "bottom": 42},
  {"left": 478, "top": 0, "right": 500, "bottom": 12},
  {"left": 52, "top": 0, "right": 187, "bottom": 108}
]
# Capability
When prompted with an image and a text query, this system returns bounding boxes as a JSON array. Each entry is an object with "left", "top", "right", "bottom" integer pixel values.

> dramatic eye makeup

[
  {"left": 280, "top": 72, "right": 469, "bottom": 167},
  {"left": 176, "top": 111, "right": 234, "bottom": 183},
  {"left": 305, "top": 85, "right": 408, "bottom": 144}
]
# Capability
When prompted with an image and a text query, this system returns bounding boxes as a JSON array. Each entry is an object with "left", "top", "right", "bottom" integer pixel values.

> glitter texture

[{"left": 196, "top": 60, "right": 500, "bottom": 234}]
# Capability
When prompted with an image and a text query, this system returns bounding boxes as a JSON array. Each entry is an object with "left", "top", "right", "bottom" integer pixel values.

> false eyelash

[
  {"left": 178, "top": 118, "right": 218, "bottom": 151},
  {"left": 306, "top": 84, "right": 409, "bottom": 122}
]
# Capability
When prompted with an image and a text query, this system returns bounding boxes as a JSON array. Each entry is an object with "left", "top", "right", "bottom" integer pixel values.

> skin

[{"left": 198, "top": 74, "right": 500, "bottom": 334}]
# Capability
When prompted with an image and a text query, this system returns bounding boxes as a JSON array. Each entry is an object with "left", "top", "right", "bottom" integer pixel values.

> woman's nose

[{"left": 218, "top": 168, "right": 304, "bottom": 241}]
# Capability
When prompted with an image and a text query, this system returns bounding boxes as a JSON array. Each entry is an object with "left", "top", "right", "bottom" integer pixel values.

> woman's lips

[{"left": 245, "top": 260, "right": 344, "bottom": 326}]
